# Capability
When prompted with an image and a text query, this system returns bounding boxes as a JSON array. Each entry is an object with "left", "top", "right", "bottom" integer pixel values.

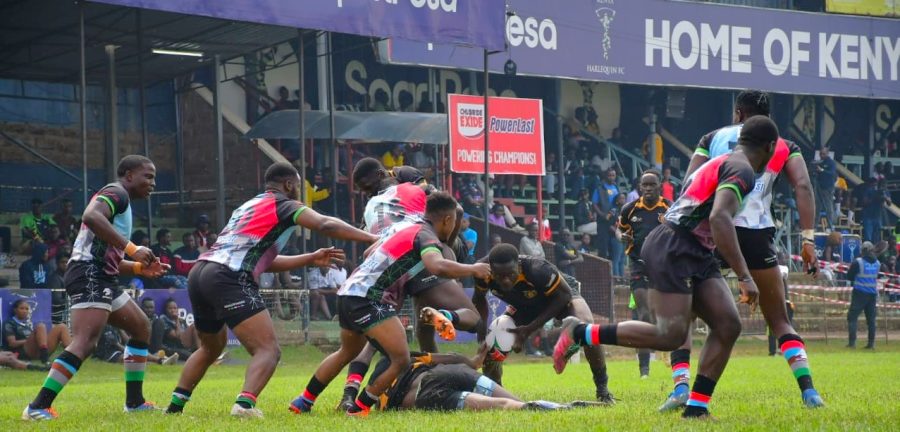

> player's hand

[
  {"left": 737, "top": 277, "right": 759, "bottom": 312},
  {"left": 471, "top": 262, "right": 491, "bottom": 280},
  {"left": 141, "top": 259, "right": 170, "bottom": 278},
  {"left": 311, "top": 247, "right": 345, "bottom": 267},
  {"left": 801, "top": 242, "right": 818, "bottom": 277},
  {"left": 130, "top": 246, "right": 155, "bottom": 266},
  {"left": 509, "top": 325, "right": 533, "bottom": 353}
]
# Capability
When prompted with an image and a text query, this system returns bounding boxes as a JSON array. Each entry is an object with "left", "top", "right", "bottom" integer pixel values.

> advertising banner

[
  {"left": 826, "top": 0, "right": 898, "bottom": 17},
  {"left": 0, "top": 289, "right": 53, "bottom": 331},
  {"left": 93, "top": 0, "right": 506, "bottom": 50},
  {"left": 386, "top": 0, "right": 900, "bottom": 99},
  {"left": 448, "top": 94, "right": 545, "bottom": 175}
]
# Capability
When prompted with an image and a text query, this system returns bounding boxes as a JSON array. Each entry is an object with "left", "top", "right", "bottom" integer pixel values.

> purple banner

[
  {"left": 92, "top": 0, "right": 505, "bottom": 50},
  {"left": 385, "top": 0, "right": 900, "bottom": 99},
  {"left": 0, "top": 289, "right": 53, "bottom": 331},
  {"left": 447, "top": 289, "right": 507, "bottom": 344}
]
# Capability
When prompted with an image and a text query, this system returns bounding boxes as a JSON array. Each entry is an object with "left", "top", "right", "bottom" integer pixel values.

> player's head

[
  {"left": 640, "top": 169, "right": 662, "bottom": 202},
  {"left": 425, "top": 191, "right": 459, "bottom": 242},
  {"left": 117, "top": 155, "right": 156, "bottom": 199},
  {"left": 737, "top": 115, "right": 778, "bottom": 173},
  {"left": 734, "top": 89, "right": 770, "bottom": 122},
  {"left": 488, "top": 243, "right": 521, "bottom": 290},
  {"left": 265, "top": 162, "right": 302, "bottom": 200},
  {"left": 352, "top": 157, "right": 388, "bottom": 195}
]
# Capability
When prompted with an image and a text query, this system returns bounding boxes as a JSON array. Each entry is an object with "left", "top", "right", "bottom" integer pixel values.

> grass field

[{"left": 2, "top": 340, "right": 898, "bottom": 431}]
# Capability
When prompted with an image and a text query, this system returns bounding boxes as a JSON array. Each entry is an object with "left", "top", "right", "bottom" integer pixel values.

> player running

[
  {"left": 553, "top": 116, "right": 778, "bottom": 419},
  {"left": 371, "top": 345, "right": 603, "bottom": 411},
  {"left": 657, "top": 90, "right": 824, "bottom": 411},
  {"left": 164, "top": 162, "right": 377, "bottom": 418},
  {"left": 617, "top": 169, "right": 671, "bottom": 378},
  {"left": 338, "top": 159, "right": 481, "bottom": 410},
  {"left": 290, "top": 192, "right": 490, "bottom": 417},
  {"left": 23, "top": 155, "right": 169, "bottom": 421},
  {"left": 473, "top": 244, "right": 614, "bottom": 404}
]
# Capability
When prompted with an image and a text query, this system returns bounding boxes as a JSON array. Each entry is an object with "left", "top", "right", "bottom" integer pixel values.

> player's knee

[
  {"left": 389, "top": 353, "right": 411, "bottom": 370},
  {"left": 717, "top": 315, "right": 742, "bottom": 341},
  {"left": 35, "top": 322, "right": 47, "bottom": 331}
]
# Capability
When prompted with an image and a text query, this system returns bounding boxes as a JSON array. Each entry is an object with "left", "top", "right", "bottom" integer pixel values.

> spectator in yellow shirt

[{"left": 381, "top": 144, "right": 405, "bottom": 169}]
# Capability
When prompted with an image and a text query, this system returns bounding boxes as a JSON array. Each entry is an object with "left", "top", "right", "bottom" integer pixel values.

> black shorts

[
  {"left": 336, "top": 295, "right": 397, "bottom": 333},
  {"left": 65, "top": 261, "right": 130, "bottom": 312},
  {"left": 629, "top": 258, "right": 649, "bottom": 291},
  {"left": 716, "top": 227, "right": 777, "bottom": 270},
  {"left": 505, "top": 295, "right": 584, "bottom": 327},
  {"left": 640, "top": 224, "right": 722, "bottom": 295},
  {"left": 187, "top": 261, "right": 266, "bottom": 333},
  {"left": 406, "top": 243, "right": 459, "bottom": 296},
  {"left": 414, "top": 364, "right": 497, "bottom": 411}
]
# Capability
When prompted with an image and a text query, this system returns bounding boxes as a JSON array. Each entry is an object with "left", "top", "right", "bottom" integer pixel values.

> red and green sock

[
  {"left": 235, "top": 391, "right": 258, "bottom": 409},
  {"left": 166, "top": 387, "right": 192, "bottom": 414},
  {"left": 779, "top": 334, "right": 815, "bottom": 392}
]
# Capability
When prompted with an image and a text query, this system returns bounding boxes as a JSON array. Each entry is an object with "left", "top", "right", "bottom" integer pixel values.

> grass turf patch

[{"left": 2, "top": 341, "right": 898, "bottom": 431}]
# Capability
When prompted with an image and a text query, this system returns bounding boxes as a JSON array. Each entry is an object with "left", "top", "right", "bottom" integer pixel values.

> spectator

[
  {"left": 150, "top": 228, "right": 188, "bottom": 290},
  {"left": 46, "top": 253, "right": 69, "bottom": 324},
  {"left": 158, "top": 298, "right": 198, "bottom": 359},
  {"left": 270, "top": 271, "right": 304, "bottom": 321},
  {"left": 460, "top": 214, "right": 478, "bottom": 258},
  {"left": 53, "top": 198, "right": 79, "bottom": 243},
  {"left": 577, "top": 233, "right": 597, "bottom": 255},
  {"left": 554, "top": 229, "right": 582, "bottom": 277},
  {"left": 661, "top": 166, "right": 675, "bottom": 202},
  {"left": 626, "top": 178, "right": 640, "bottom": 204},
  {"left": 528, "top": 203, "right": 553, "bottom": 242},
  {"left": 544, "top": 152, "right": 558, "bottom": 194},
  {"left": 846, "top": 241, "right": 880, "bottom": 349},
  {"left": 19, "top": 198, "right": 56, "bottom": 252},
  {"left": 575, "top": 189, "right": 597, "bottom": 235},
  {"left": 131, "top": 230, "right": 150, "bottom": 247},
  {"left": 860, "top": 178, "right": 892, "bottom": 243},
  {"left": 3, "top": 299, "right": 71, "bottom": 363},
  {"left": 192, "top": 215, "right": 211, "bottom": 251},
  {"left": 591, "top": 168, "right": 619, "bottom": 259},
  {"left": 406, "top": 143, "right": 435, "bottom": 180},
  {"left": 18, "top": 243, "right": 49, "bottom": 289},
  {"left": 44, "top": 226, "right": 67, "bottom": 263},
  {"left": 519, "top": 222, "right": 546, "bottom": 259},
  {"left": 609, "top": 193, "right": 627, "bottom": 276},
  {"left": 488, "top": 201, "right": 527, "bottom": 234},
  {"left": 813, "top": 147, "right": 837, "bottom": 227},
  {"left": 490, "top": 233, "right": 502, "bottom": 249},
  {"left": 0, "top": 349, "right": 50, "bottom": 371},
  {"left": 95, "top": 324, "right": 176, "bottom": 365},
  {"left": 460, "top": 174, "right": 486, "bottom": 218},
  {"left": 834, "top": 176, "right": 849, "bottom": 217},
  {"left": 205, "top": 232, "right": 218, "bottom": 250},
  {"left": 488, "top": 204, "right": 507, "bottom": 228},
  {"left": 172, "top": 233, "right": 200, "bottom": 277},
  {"left": 498, "top": 174, "right": 527, "bottom": 198},
  {"left": 381, "top": 144, "right": 405, "bottom": 170},
  {"left": 305, "top": 167, "right": 331, "bottom": 209},
  {"left": 307, "top": 265, "right": 341, "bottom": 320}
]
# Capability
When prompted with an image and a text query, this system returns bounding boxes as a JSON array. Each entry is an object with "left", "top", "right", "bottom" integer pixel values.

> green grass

[{"left": 2, "top": 341, "right": 899, "bottom": 431}]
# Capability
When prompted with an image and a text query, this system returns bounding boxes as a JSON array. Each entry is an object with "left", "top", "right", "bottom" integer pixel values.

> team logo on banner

[
  {"left": 595, "top": 1, "right": 616, "bottom": 60},
  {"left": 448, "top": 94, "right": 545, "bottom": 176}
]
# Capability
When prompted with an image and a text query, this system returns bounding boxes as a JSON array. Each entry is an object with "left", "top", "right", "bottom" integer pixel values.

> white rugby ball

[{"left": 486, "top": 315, "right": 517, "bottom": 354}]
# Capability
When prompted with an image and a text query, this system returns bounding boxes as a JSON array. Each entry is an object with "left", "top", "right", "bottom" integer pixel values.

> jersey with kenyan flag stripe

[
  {"left": 363, "top": 181, "right": 427, "bottom": 236},
  {"left": 200, "top": 190, "right": 306, "bottom": 278},
  {"left": 665, "top": 153, "right": 756, "bottom": 250},
  {"left": 338, "top": 221, "right": 442, "bottom": 308},
  {"left": 696, "top": 125, "right": 802, "bottom": 229},
  {"left": 70, "top": 183, "right": 132, "bottom": 276}
]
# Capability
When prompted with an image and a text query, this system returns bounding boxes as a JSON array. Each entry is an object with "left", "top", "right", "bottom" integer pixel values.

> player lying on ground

[
  {"left": 372, "top": 344, "right": 603, "bottom": 411},
  {"left": 23, "top": 155, "right": 169, "bottom": 421},
  {"left": 657, "top": 89, "right": 823, "bottom": 411},
  {"left": 473, "top": 244, "right": 614, "bottom": 404},
  {"left": 165, "top": 162, "right": 377, "bottom": 419},
  {"left": 338, "top": 159, "right": 481, "bottom": 410},
  {"left": 553, "top": 116, "right": 780, "bottom": 419},
  {"left": 291, "top": 192, "right": 491, "bottom": 417}
]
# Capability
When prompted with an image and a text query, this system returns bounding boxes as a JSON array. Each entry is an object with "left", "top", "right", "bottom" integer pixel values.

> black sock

[
  {"left": 683, "top": 374, "right": 717, "bottom": 418},
  {"left": 573, "top": 324, "right": 588, "bottom": 345},
  {"left": 124, "top": 340, "right": 150, "bottom": 408},
  {"left": 349, "top": 389, "right": 378, "bottom": 412},
  {"left": 638, "top": 351, "right": 650, "bottom": 373},
  {"left": 600, "top": 325, "right": 618, "bottom": 346},
  {"left": 343, "top": 361, "right": 368, "bottom": 399},
  {"left": 166, "top": 387, "right": 192, "bottom": 413},
  {"left": 39, "top": 347, "right": 49, "bottom": 364},
  {"left": 671, "top": 349, "right": 691, "bottom": 367},
  {"left": 592, "top": 368, "right": 609, "bottom": 396},
  {"left": 439, "top": 309, "right": 461, "bottom": 326}
]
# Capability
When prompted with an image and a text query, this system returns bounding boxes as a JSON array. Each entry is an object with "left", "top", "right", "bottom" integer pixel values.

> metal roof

[{"left": 0, "top": 0, "right": 299, "bottom": 86}]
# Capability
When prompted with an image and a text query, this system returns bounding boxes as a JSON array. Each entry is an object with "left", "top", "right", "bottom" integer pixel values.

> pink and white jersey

[
  {"left": 698, "top": 126, "right": 802, "bottom": 229},
  {"left": 338, "top": 222, "right": 442, "bottom": 308},
  {"left": 363, "top": 182, "right": 427, "bottom": 236},
  {"left": 665, "top": 154, "right": 756, "bottom": 249}
]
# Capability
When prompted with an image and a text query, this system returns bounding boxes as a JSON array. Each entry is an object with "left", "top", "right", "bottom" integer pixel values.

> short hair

[
  {"left": 11, "top": 298, "right": 28, "bottom": 309},
  {"left": 156, "top": 228, "right": 170, "bottom": 241},
  {"left": 182, "top": 232, "right": 193, "bottom": 241},
  {"left": 352, "top": 157, "right": 384, "bottom": 186},
  {"left": 488, "top": 244, "right": 519, "bottom": 265},
  {"left": 739, "top": 115, "right": 779, "bottom": 148},
  {"left": 164, "top": 297, "right": 177, "bottom": 307},
  {"left": 56, "top": 253, "right": 69, "bottom": 262},
  {"left": 141, "top": 297, "right": 155, "bottom": 305},
  {"left": 735, "top": 90, "right": 770, "bottom": 117},
  {"left": 117, "top": 155, "right": 153, "bottom": 177},
  {"left": 265, "top": 162, "right": 299, "bottom": 184},
  {"left": 426, "top": 191, "right": 458, "bottom": 216},
  {"left": 130, "top": 230, "right": 148, "bottom": 245},
  {"left": 642, "top": 168, "right": 662, "bottom": 181}
]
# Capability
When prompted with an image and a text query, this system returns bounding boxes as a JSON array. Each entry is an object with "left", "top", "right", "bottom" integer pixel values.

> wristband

[
  {"left": 738, "top": 275, "right": 753, "bottom": 283},
  {"left": 133, "top": 261, "right": 143, "bottom": 275},
  {"left": 801, "top": 229, "right": 815, "bottom": 244},
  {"left": 124, "top": 241, "right": 140, "bottom": 257}
]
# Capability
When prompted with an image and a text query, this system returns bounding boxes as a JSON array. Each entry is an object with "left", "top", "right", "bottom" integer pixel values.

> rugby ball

[{"left": 486, "top": 315, "right": 517, "bottom": 357}]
